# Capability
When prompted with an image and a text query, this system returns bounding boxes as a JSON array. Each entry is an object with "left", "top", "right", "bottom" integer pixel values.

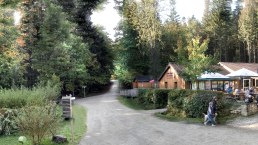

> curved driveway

[{"left": 77, "top": 81, "right": 258, "bottom": 145}]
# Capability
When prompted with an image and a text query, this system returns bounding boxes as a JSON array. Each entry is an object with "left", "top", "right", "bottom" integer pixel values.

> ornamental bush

[
  {"left": 0, "top": 108, "right": 18, "bottom": 135},
  {"left": 15, "top": 102, "right": 62, "bottom": 145}
]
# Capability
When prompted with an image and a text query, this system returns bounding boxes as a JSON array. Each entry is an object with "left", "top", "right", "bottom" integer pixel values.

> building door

[
  {"left": 165, "top": 82, "right": 168, "bottom": 88},
  {"left": 243, "top": 79, "right": 250, "bottom": 90}
]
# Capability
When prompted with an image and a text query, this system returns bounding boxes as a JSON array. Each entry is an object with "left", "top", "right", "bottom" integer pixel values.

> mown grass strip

[
  {"left": 155, "top": 112, "right": 203, "bottom": 124},
  {"left": 117, "top": 96, "right": 145, "bottom": 110}
]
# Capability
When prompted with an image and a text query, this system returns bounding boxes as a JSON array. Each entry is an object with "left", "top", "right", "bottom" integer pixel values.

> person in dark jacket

[{"left": 204, "top": 96, "right": 217, "bottom": 126}]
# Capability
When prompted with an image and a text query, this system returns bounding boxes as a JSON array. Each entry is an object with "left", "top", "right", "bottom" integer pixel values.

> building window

[
  {"left": 174, "top": 82, "right": 177, "bottom": 89},
  {"left": 167, "top": 68, "right": 175, "bottom": 79},
  {"left": 205, "top": 81, "right": 211, "bottom": 90},
  {"left": 192, "top": 82, "right": 197, "bottom": 90},
  {"left": 243, "top": 79, "right": 250, "bottom": 90},
  {"left": 211, "top": 81, "right": 218, "bottom": 90},
  {"left": 165, "top": 82, "right": 168, "bottom": 88},
  {"left": 255, "top": 79, "right": 258, "bottom": 87},
  {"left": 199, "top": 82, "right": 205, "bottom": 90},
  {"left": 217, "top": 81, "right": 223, "bottom": 91}
]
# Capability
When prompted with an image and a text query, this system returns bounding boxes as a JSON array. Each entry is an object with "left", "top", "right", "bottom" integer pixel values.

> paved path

[{"left": 77, "top": 80, "right": 258, "bottom": 145}]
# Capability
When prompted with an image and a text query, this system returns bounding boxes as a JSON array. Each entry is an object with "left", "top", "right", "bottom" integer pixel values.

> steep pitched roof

[
  {"left": 212, "top": 65, "right": 230, "bottom": 75},
  {"left": 219, "top": 62, "right": 258, "bottom": 73},
  {"left": 158, "top": 63, "right": 183, "bottom": 81}
]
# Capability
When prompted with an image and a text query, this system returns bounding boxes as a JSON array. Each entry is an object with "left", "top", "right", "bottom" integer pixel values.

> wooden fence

[{"left": 119, "top": 89, "right": 138, "bottom": 98}]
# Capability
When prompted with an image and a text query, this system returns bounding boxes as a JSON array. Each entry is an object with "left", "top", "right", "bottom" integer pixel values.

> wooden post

[
  {"left": 61, "top": 95, "right": 75, "bottom": 143},
  {"left": 61, "top": 96, "right": 72, "bottom": 119}
]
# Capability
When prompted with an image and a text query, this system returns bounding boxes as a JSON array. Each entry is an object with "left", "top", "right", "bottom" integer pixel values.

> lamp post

[{"left": 82, "top": 86, "right": 86, "bottom": 97}]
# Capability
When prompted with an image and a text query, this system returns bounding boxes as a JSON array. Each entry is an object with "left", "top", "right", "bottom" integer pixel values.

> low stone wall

[{"left": 241, "top": 103, "right": 258, "bottom": 116}]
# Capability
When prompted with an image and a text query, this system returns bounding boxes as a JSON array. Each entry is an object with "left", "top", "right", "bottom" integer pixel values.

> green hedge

[
  {"left": 184, "top": 90, "right": 224, "bottom": 118},
  {"left": 166, "top": 89, "right": 192, "bottom": 117},
  {"left": 167, "top": 89, "right": 229, "bottom": 118},
  {"left": 135, "top": 89, "right": 169, "bottom": 109},
  {"left": 154, "top": 89, "right": 170, "bottom": 108},
  {"left": 133, "top": 89, "right": 233, "bottom": 120}
]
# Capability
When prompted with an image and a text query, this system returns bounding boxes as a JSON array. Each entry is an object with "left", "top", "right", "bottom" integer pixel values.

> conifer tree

[
  {"left": 203, "top": 0, "right": 234, "bottom": 62},
  {"left": 238, "top": 0, "right": 258, "bottom": 62},
  {"left": 57, "top": 0, "right": 114, "bottom": 91},
  {"left": 167, "top": 0, "right": 180, "bottom": 23},
  {"left": 125, "top": 0, "right": 162, "bottom": 79}
]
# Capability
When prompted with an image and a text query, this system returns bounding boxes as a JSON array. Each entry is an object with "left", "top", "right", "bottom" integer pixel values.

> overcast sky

[{"left": 91, "top": 0, "right": 205, "bottom": 40}]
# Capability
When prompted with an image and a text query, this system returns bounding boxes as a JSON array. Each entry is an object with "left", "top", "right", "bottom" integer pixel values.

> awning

[
  {"left": 226, "top": 68, "right": 258, "bottom": 77},
  {"left": 198, "top": 72, "right": 231, "bottom": 81}
]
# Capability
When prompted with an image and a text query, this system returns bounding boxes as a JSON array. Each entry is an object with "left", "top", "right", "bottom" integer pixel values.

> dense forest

[
  {"left": 0, "top": 0, "right": 257, "bottom": 91},
  {"left": 113, "top": 0, "right": 258, "bottom": 86},
  {"left": 0, "top": 0, "right": 113, "bottom": 95}
]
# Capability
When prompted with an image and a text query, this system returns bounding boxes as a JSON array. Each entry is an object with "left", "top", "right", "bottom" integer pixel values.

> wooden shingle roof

[{"left": 158, "top": 63, "right": 183, "bottom": 81}]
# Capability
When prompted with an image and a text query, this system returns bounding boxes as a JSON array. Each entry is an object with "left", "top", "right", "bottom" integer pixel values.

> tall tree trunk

[
  {"left": 149, "top": 42, "right": 160, "bottom": 80},
  {"left": 247, "top": 41, "right": 251, "bottom": 62},
  {"left": 253, "top": 44, "right": 257, "bottom": 63}
]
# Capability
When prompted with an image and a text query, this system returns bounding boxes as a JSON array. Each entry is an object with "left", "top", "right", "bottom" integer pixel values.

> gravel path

[
  {"left": 76, "top": 80, "right": 258, "bottom": 145},
  {"left": 227, "top": 114, "right": 258, "bottom": 130}
]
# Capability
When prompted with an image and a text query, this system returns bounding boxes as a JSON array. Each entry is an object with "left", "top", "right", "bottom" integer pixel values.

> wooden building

[
  {"left": 157, "top": 62, "right": 249, "bottom": 90},
  {"left": 133, "top": 76, "right": 154, "bottom": 88},
  {"left": 219, "top": 62, "right": 258, "bottom": 91},
  {"left": 193, "top": 72, "right": 233, "bottom": 91},
  {"left": 158, "top": 63, "right": 190, "bottom": 89},
  {"left": 157, "top": 62, "right": 258, "bottom": 91}
]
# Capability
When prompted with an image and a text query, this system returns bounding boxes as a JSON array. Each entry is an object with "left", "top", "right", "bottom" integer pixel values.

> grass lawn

[
  {"left": 117, "top": 96, "right": 145, "bottom": 110},
  {"left": 0, "top": 105, "right": 87, "bottom": 145},
  {"left": 155, "top": 112, "right": 203, "bottom": 124},
  {"left": 0, "top": 135, "right": 22, "bottom": 145}
]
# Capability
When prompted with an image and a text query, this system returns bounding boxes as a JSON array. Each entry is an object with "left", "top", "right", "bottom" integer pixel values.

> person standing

[
  {"left": 224, "top": 83, "right": 229, "bottom": 92},
  {"left": 204, "top": 96, "right": 217, "bottom": 126}
]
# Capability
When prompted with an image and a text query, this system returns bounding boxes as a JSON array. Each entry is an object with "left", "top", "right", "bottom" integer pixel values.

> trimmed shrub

[
  {"left": 135, "top": 89, "right": 169, "bottom": 109},
  {"left": 167, "top": 90, "right": 226, "bottom": 118},
  {"left": 184, "top": 90, "right": 224, "bottom": 118},
  {"left": 136, "top": 89, "right": 154, "bottom": 109},
  {"left": 168, "top": 89, "right": 192, "bottom": 110},
  {"left": 166, "top": 89, "right": 192, "bottom": 117},
  {"left": 153, "top": 89, "right": 170, "bottom": 109}
]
